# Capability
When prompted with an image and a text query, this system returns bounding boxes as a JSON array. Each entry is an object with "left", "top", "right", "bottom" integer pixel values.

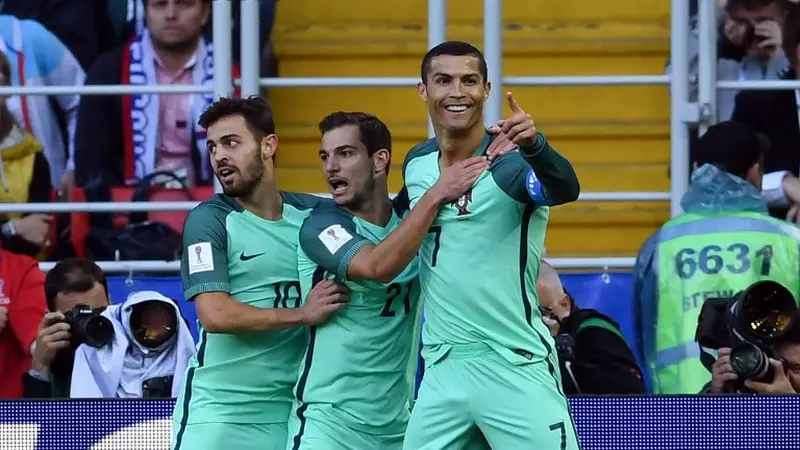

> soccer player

[
  {"left": 401, "top": 41, "right": 582, "bottom": 449},
  {"left": 172, "top": 97, "right": 350, "bottom": 450},
  {"left": 287, "top": 111, "right": 492, "bottom": 450}
]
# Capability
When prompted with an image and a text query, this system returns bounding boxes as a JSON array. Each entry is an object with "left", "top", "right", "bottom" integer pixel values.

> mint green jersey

[
  {"left": 293, "top": 198, "right": 421, "bottom": 435},
  {"left": 173, "top": 193, "right": 326, "bottom": 427},
  {"left": 403, "top": 132, "right": 580, "bottom": 367}
]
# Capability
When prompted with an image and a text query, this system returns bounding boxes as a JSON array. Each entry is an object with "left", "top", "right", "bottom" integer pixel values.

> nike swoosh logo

[{"left": 239, "top": 252, "right": 264, "bottom": 261}]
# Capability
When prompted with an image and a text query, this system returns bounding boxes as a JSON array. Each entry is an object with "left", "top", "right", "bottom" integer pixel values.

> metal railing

[
  {"left": 4, "top": 0, "right": 686, "bottom": 272},
  {"left": 36, "top": 257, "right": 636, "bottom": 273}
]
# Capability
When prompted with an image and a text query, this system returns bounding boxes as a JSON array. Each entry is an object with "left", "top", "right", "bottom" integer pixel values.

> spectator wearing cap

[
  {"left": 732, "top": 7, "right": 800, "bottom": 223},
  {"left": 633, "top": 121, "right": 800, "bottom": 395}
]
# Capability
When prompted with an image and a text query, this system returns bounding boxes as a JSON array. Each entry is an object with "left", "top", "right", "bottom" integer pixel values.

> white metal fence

[{"left": 1, "top": 0, "right": 715, "bottom": 272}]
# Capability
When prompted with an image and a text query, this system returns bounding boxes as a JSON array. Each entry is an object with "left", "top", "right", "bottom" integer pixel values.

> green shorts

[
  {"left": 172, "top": 421, "right": 287, "bottom": 450},
  {"left": 402, "top": 343, "right": 580, "bottom": 450},
  {"left": 286, "top": 403, "right": 405, "bottom": 450}
]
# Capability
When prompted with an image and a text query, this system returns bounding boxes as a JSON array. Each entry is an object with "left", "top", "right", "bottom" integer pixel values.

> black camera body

[
  {"left": 696, "top": 280, "right": 797, "bottom": 390},
  {"left": 539, "top": 306, "right": 575, "bottom": 361},
  {"left": 63, "top": 304, "right": 115, "bottom": 348}
]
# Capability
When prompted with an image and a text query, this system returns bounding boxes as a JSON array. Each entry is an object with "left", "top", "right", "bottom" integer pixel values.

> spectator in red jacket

[{"left": 0, "top": 248, "right": 46, "bottom": 398}]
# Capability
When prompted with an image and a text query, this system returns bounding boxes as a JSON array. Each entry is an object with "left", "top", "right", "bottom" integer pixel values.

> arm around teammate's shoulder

[
  {"left": 183, "top": 200, "right": 348, "bottom": 333},
  {"left": 301, "top": 158, "right": 488, "bottom": 282},
  {"left": 194, "top": 285, "right": 348, "bottom": 333},
  {"left": 351, "top": 157, "right": 488, "bottom": 282}
]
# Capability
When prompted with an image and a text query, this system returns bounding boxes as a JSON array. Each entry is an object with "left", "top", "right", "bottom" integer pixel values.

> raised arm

[{"left": 490, "top": 92, "right": 579, "bottom": 206}]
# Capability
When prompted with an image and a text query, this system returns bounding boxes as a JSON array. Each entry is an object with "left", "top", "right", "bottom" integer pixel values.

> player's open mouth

[
  {"left": 217, "top": 167, "right": 236, "bottom": 181},
  {"left": 444, "top": 104, "right": 470, "bottom": 113},
  {"left": 328, "top": 178, "right": 349, "bottom": 195}
]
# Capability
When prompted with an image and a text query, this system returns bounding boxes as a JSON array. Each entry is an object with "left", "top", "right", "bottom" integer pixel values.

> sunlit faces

[
  {"left": 207, "top": 115, "right": 272, "bottom": 197},
  {"left": 319, "top": 124, "right": 388, "bottom": 208},
  {"left": 418, "top": 55, "right": 490, "bottom": 133}
]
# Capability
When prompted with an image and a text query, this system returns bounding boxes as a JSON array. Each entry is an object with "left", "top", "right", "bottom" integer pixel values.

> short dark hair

[
  {"left": 198, "top": 96, "right": 276, "bottom": 142},
  {"left": 694, "top": 121, "right": 769, "bottom": 179},
  {"left": 421, "top": 41, "right": 488, "bottom": 84},
  {"left": 725, "top": 0, "right": 785, "bottom": 12},
  {"left": 144, "top": 0, "right": 211, "bottom": 9},
  {"left": 44, "top": 258, "right": 108, "bottom": 312},
  {"left": 318, "top": 111, "right": 392, "bottom": 173}
]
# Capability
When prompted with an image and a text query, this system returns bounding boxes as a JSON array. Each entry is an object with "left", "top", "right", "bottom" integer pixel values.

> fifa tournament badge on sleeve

[{"left": 188, "top": 242, "right": 214, "bottom": 274}]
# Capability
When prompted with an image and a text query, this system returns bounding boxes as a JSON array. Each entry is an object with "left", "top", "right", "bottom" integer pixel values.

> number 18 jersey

[{"left": 294, "top": 199, "right": 421, "bottom": 435}]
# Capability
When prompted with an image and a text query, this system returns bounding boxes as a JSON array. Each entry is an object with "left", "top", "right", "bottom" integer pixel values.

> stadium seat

[{"left": 68, "top": 186, "right": 215, "bottom": 258}]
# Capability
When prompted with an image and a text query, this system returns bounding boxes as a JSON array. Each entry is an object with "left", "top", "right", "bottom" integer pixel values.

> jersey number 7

[{"left": 428, "top": 226, "right": 442, "bottom": 267}]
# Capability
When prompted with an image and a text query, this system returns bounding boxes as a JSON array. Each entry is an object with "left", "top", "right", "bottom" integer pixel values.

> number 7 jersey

[{"left": 294, "top": 198, "right": 422, "bottom": 435}]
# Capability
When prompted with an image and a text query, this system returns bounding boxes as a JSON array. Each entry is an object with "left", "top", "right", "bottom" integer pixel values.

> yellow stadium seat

[{"left": 270, "top": 0, "right": 671, "bottom": 256}]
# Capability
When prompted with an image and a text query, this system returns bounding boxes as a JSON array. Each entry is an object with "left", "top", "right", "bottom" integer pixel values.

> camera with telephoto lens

[
  {"left": 696, "top": 280, "right": 798, "bottom": 390},
  {"left": 63, "top": 304, "right": 114, "bottom": 348}
]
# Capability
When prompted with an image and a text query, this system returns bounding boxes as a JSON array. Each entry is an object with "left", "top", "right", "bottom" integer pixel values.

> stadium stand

[{"left": 269, "top": 0, "right": 672, "bottom": 257}]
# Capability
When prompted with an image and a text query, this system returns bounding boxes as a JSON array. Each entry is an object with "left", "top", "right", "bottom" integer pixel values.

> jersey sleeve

[
  {"left": 392, "top": 185, "right": 411, "bottom": 218},
  {"left": 489, "top": 133, "right": 580, "bottom": 206},
  {"left": 299, "top": 208, "right": 371, "bottom": 280},
  {"left": 181, "top": 202, "right": 231, "bottom": 300}
]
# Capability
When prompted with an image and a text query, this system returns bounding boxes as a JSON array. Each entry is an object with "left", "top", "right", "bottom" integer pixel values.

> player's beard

[
  {"left": 220, "top": 153, "right": 264, "bottom": 198},
  {"left": 340, "top": 175, "right": 376, "bottom": 212}
]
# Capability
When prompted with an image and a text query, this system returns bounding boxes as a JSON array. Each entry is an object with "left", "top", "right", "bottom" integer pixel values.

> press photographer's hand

[
  {"left": 710, "top": 347, "right": 738, "bottom": 394},
  {"left": 542, "top": 316, "right": 559, "bottom": 337},
  {"left": 744, "top": 359, "right": 796, "bottom": 394},
  {"left": 32, "top": 312, "right": 70, "bottom": 375}
]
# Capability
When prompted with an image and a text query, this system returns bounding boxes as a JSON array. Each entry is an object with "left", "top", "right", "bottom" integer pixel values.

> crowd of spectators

[{"left": 0, "top": 0, "right": 276, "bottom": 261}]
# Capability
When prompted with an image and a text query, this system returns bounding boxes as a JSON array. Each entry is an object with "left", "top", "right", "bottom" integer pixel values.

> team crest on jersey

[{"left": 450, "top": 188, "right": 473, "bottom": 216}]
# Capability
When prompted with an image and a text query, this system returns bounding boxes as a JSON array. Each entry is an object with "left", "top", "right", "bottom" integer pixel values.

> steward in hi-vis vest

[{"left": 633, "top": 121, "right": 800, "bottom": 394}]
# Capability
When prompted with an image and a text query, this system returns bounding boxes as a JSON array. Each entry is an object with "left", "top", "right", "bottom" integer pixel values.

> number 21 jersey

[{"left": 294, "top": 200, "right": 421, "bottom": 435}]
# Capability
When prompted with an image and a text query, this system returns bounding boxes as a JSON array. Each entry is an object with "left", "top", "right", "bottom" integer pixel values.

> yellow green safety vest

[{"left": 652, "top": 211, "right": 800, "bottom": 394}]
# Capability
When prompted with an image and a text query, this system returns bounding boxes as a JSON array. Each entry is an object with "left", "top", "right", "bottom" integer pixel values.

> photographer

[
  {"left": 634, "top": 121, "right": 800, "bottom": 394},
  {"left": 23, "top": 258, "right": 110, "bottom": 398},
  {"left": 538, "top": 261, "right": 645, "bottom": 395},
  {"left": 70, "top": 290, "right": 195, "bottom": 399},
  {"left": 707, "top": 302, "right": 800, "bottom": 394}
]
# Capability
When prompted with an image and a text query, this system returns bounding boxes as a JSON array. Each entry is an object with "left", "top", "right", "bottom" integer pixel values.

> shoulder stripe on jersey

[
  {"left": 172, "top": 330, "right": 208, "bottom": 450},
  {"left": 518, "top": 208, "right": 578, "bottom": 442},
  {"left": 519, "top": 204, "right": 536, "bottom": 326},
  {"left": 535, "top": 332, "right": 581, "bottom": 445},
  {"left": 402, "top": 138, "right": 439, "bottom": 178},
  {"left": 291, "top": 266, "right": 327, "bottom": 449},
  {"left": 291, "top": 326, "right": 316, "bottom": 449}
]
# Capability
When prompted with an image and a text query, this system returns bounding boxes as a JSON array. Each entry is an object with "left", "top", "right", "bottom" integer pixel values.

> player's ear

[
  {"left": 417, "top": 81, "right": 428, "bottom": 102},
  {"left": 484, "top": 81, "right": 491, "bottom": 102},
  {"left": 261, "top": 134, "right": 279, "bottom": 160},
  {"left": 373, "top": 148, "right": 391, "bottom": 175}
]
